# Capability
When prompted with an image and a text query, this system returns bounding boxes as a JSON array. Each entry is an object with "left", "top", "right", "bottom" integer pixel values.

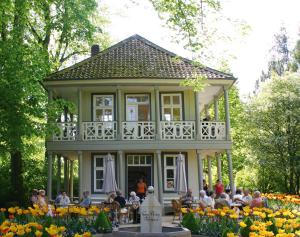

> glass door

[
  {"left": 126, "top": 94, "right": 150, "bottom": 121},
  {"left": 161, "top": 93, "right": 182, "bottom": 121}
]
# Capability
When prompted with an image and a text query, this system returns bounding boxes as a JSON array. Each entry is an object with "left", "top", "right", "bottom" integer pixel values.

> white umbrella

[
  {"left": 175, "top": 153, "right": 187, "bottom": 194},
  {"left": 103, "top": 153, "right": 118, "bottom": 194}
]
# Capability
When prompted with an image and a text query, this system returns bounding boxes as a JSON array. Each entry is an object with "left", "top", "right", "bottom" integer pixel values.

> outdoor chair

[{"left": 171, "top": 199, "right": 182, "bottom": 221}]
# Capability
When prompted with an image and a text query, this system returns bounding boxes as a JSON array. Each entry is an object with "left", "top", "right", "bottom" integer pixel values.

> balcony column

[
  {"left": 155, "top": 87, "right": 161, "bottom": 140},
  {"left": 207, "top": 156, "right": 213, "bottom": 191},
  {"left": 214, "top": 96, "right": 219, "bottom": 121},
  {"left": 224, "top": 87, "right": 231, "bottom": 140},
  {"left": 77, "top": 89, "right": 82, "bottom": 140},
  {"left": 56, "top": 155, "right": 61, "bottom": 194},
  {"left": 78, "top": 151, "right": 83, "bottom": 198},
  {"left": 156, "top": 150, "right": 163, "bottom": 205},
  {"left": 118, "top": 151, "right": 125, "bottom": 194},
  {"left": 69, "top": 160, "right": 74, "bottom": 201},
  {"left": 196, "top": 150, "right": 204, "bottom": 191},
  {"left": 117, "top": 88, "right": 122, "bottom": 140},
  {"left": 47, "top": 151, "right": 53, "bottom": 200},
  {"left": 226, "top": 150, "right": 235, "bottom": 194},
  {"left": 195, "top": 92, "right": 201, "bottom": 140},
  {"left": 216, "top": 153, "right": 222, "bottom": 182},
  {"left": 64, "top": 157, "right": 69, "bottom": 193}
]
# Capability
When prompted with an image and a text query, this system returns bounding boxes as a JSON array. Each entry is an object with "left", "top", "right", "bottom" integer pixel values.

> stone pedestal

[{"left": 140, "top": 186, "right": 162, "bottom": 233}]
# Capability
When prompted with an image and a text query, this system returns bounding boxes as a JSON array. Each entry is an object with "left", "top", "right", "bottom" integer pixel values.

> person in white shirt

[
  {"left": 242, "top": 189, "right": 252, "bottom": 206},
  {"left": 204, "top": 191, "right": 215, "bottom": 208},
  {"left": 128, "top": 191, "right": 140, "bottom": 224},
  {"left": 59, "top": 191, "right": 70, "bottom": 207},
  {"left": 232, "top": 188, "right": 244, "bottom": 206}
]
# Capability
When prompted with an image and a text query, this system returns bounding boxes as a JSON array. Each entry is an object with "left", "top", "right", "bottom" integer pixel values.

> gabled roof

[{"left": 46, "top": 34, "right": 234, "bottom": 81}]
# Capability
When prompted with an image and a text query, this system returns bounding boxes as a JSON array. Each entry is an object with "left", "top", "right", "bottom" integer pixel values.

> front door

[{"left": 126, "top": 154, "right": 153, "bottom": 197}]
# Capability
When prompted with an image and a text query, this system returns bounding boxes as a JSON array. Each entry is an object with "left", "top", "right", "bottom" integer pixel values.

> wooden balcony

[{"left": 52, "top": 121, "right": 226, "bottom": 141}]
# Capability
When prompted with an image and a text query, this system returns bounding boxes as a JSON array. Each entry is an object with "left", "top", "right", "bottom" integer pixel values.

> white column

[
  {"left": 207, "top": 156, "right": 213, "bottom": 191},
  {"left": 155, "top": 87, "right": 161, "bottom": 140},
  {"left": 196, "top": 150, "right": 204, "bottom": 191},
  {"left": 195, "top": 91, "right": 201, "bottom": 140},
  {"left": 56, "top": 155, "right": 61, "bottom": 194},
  {"left": 226, "top": 150, "right": 235, "bottom": 194},
  {"left": 78, "top": 151, "right": 83, "bottom": 198},
  {"left": 216, "top": 153, "right": 222, "bottom": 182},
  {"left": 69, "top": 160, "right": 74, "bottom": 200},
  {"left": 118, "top": 150, "right": 125, "bottom": 194},
  {"left": 117, "top": 88, "right": 122, "bottom": 140},
  {"left": 64, "top": 157, "right": 69, "bottom": 193},
  {"left": 156, "top": 150, "right": 163, "bottom": 205},
  {"left": 47, "top": 152, "right": 53, "bottom": 200},
  {"left": 77, "top": 89, "right": 82, "bottom": 140},
  {"left": 214, "top": 97, "right": 219, "bottom": 121},
  {"left": 224, "top": 87, "right": 231, "bottom": 140}
]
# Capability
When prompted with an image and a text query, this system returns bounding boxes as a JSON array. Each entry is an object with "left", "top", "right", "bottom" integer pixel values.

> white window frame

[
  {"left": 93, "top": 94, "right": 114, "bottom": 121},
  {"left": 125, "top": 94, "right": 150, "bottom": 121},
  {"left": 93, "top": 155, "right": 106, "bottom": 192},
  {"left": 127, "top": 154, "right": 152, "bottom": 167},
  {"left": 163, "top": 154, "right": 185, "bottom": 191},
  {"left": 161, "top": 93, "right": 183, "bottom": 121}
]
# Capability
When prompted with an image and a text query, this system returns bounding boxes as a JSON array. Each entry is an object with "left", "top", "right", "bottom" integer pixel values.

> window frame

[
  {"left": 92, "top": 94, "right": 115, "bottom": 122},
  {"left": 160, "top": 93, "right": 184, "bottom": 121},
  {"left": 161, "top": 152, "right": 188, "bottom": 193},
  {"left": 125, "top": 93, "right": 151, "bottom": 121}
]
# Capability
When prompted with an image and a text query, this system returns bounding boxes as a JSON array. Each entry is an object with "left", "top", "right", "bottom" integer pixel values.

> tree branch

[{"left": 59, "top": 50, "right": 88, "bottom": 63}]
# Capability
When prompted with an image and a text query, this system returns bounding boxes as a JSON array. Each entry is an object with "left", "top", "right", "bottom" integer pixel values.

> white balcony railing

[
  {"left": 53, "top": 122, "right": 77, "bottom": 141},
  {"left": 82, "top": 121, "right": 117, "bottom": 140},
  {"left": 200, "top": 121, "right": 226, "bottom": 140},
  {"left": 122, "top": 121, "right": 155, "bottom": 140},
  {"left": 160, "top": 121, "right": 195, "bottom": 140}
]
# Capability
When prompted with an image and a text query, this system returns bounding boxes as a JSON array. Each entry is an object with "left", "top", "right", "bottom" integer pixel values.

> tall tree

[{"left": 0, "top": 0, "right": 108, "bottom": 205}]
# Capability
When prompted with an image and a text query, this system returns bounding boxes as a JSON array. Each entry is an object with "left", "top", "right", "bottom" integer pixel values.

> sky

[{"left": 101, "top": 0, "right": 300, "bottom": 97}]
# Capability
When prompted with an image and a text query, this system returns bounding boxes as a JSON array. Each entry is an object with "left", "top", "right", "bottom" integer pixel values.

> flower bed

[
  {"left": 0, "top": 205, "right": 112, "bottom": 237},
  {"left": 181, "top": 206, "right": 300, "bottom": 237}
]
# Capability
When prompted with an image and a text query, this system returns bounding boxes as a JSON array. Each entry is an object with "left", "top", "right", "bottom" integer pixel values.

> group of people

[
  {"left": 30, "top": 189, "right": 48, "bottom": 208},
  {"left": 181, "top": 179, "right": 266, "bottom": 209}
]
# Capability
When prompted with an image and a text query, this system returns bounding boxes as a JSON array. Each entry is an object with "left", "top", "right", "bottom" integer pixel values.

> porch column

[
  {"left": 214, "top": 96, "right": 219, "bottom": 121},
  {"left": 226, "top": 150, "right": 235, "bottom": 194},
  {"left": 78, "top": 151, "right": 83, "bottom": 198},
  {"left": 69, "top": 160, "right": 74, "bottom": 201},
  {"left": 207, "top": 156, "right": 213, "bottom": 191},
  {"left": 196, "top": 150, "right": 204, "bottom": 191},
  {"left": 117, "top": 88, "right": 122, "bottom": 140},
  {"left": 47, "top": 152, "right": 53, "bottom": 200},
  {"left": 224, "top": 87, "right": 231, "bottom": 140},
  {"left": 64, "top": 157, "right": 69, "bottom": 193},
  {"left": 195, "top": 91, "right": 201, "bottom": 140},
  {"left": 216, "top": 153, "right": 222, "bottom": 182},
  {"left": 77, "top": 88, "right": 82, "bottom": 140},
  {"left": 56, "top": 155, "right": 61, "bottom": 194},
  {"left": 156, "top": 150, "right": 163, "bottom": 205},
  {"left": 155, "top": 87, "right": 161, "bottom": 140},
  {"left": 118, "top": 150, "right": 125, "bottom": 194}
]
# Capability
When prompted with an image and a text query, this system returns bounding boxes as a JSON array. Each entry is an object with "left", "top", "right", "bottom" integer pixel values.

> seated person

[
  {"left": 37, "top": 189, "right": 48, "bottom": 208},
  {"left": 55, "top": 191, "right": 63, "bottom": 205},
  {"left": 232, "top": 188, "right": 244, "bottom": 204},
  {"left": 80, "top": 191, "right": 92, "bottom": 207},
  {"left": 250, "top": 191, "right": 263, "bottom": 208},
  {"left": 114, "top": 190, "right": 126, "bottom": 208},
  {"left": 180, "top": 188, "right": 194, "bottom": 206},
  {"left": 59, "top": 191, "right": 70, "bottom": 207},
  {"left": 214, "top": 193, "right": 230, "bottom": 208},
  {"left": 106, "top": 192, "right": 116, "bottom": 204},
  {"left": 204, "top": 191, "right": 215, "bottom": 208},
  {"left": 128, "top": 191, "right": 140, "bottom": 223},
  {"left": 224, "top": 189, "right": 232, "bottom": 203},
  {"left": 242, "top": 189, "right": 252, "bottom": 206}
]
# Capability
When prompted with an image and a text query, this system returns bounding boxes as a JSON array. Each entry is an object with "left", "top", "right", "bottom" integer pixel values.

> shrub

[
  {"left": 94, "top": 211, "right": 112, "bottom": 233},
  {"left": 181, "top": 212, "right": 199, "bottom": 234}
]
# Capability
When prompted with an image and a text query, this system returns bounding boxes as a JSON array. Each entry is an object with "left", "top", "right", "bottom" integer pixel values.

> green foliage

[
  {"left": 246, "top": 73, "right": 300, "bottom": 194},
  {"left": 180, "top": 75, "right": 208, "bottom": 92},
  {"left": 239, "top": 217, "right": 253, "bottom": 237},
  {"left": 94, "top": 212, "right": 112, "bottom": 233},
  {"left": 181, "top": 212, "right": 199, "bottom": 234}
]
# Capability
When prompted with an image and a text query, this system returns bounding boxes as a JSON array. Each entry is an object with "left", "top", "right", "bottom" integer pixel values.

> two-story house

[{"left": 43, "top": 34, "right": 236, "bottom": 205}]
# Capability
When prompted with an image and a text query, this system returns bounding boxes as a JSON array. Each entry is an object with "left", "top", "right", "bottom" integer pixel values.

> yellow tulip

[
  {"left": 83, "top": 231, "right": 92, "bottom": 237},
  {"left": 35, "top": 230, "right": 43, "bottom": 237},
  {"left": 239, "top": 221, "right": 247, "bottom": 228},
  {"left": 4, "top": 232, "right": 14, "bottom": 237},
  {"left": 16, "top": 229, "right": 25, "bottom": 236}
]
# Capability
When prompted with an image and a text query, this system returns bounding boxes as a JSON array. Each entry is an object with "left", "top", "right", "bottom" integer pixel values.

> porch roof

[{"left": 46, "top": 34, "right": 235, "bottom": 81}]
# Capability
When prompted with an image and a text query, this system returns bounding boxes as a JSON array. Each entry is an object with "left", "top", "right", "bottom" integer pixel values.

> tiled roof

[{"left": 46, "top": 34, "right": 234, "bottom": 81}]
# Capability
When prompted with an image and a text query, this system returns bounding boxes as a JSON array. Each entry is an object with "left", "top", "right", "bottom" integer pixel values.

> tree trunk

[{"left": 10, "top": 150, "right": 25, "bottom": 205}]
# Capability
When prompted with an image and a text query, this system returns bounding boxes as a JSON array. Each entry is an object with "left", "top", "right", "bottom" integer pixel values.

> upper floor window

[
  {"left": 126, "top": 94, "right": 150, "bottom": 121},
  {"left": 161, "top": 93, "right": 182, "bottom": 121},
  {"left": 93, "top": 95, "right": 114, "bottom": 121}
]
